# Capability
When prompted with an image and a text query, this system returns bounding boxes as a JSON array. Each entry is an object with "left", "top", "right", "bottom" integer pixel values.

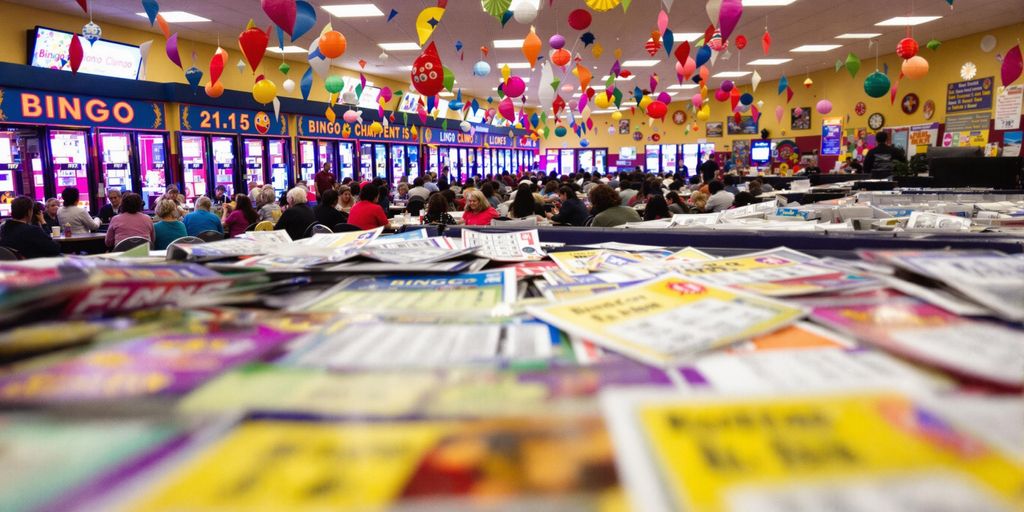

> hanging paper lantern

[
  {"left": 691, "top": 93, "right": 703, "bottom": 108},
  {"left": 554, "top": 126, "right": 568, "bottom": 137},
  {"left": 522, "top": 27, "right": 542, "bottom": 69},
  {"left": 504, "top": 76, "right": 526, "bottom": 98},
  {"left": 594, "top": 93, "right": 611, "bottom": 109},
  {"left": 926, "top": 39, "right": 942, "bottom": 51},
  {"left": 253, "top": 78, "right": 277, "bottom": 104},
  {"left": 551, "top": 48, "right": 571, "bottom": 67},
  {"left": 411, "top": 42, "right": 444, "bottom": 96},
  {"left": 863, "top": 71, "right": 890, "bottom": 98},
  {"left": 282, "top": 78, "right": 296, "bottom": 93},
  {"left": 646, "top": 100, "right": 668, "bottom": 120},
  {"left": 473, "top": 61, "right": 491, "bottom": 77},
  {"left": 549, "top": 33, "right": 566, "bottom": 50},
  {"left": 902, "top": 56, "right": 929, "bottom": 80},
  {"left": 896, "top": 38, "right": 919, "bottom": 60},
  {"left": 513, "top": 0, "right": 539, "bottom": 24},
  {"left": 567, "top": 9, "right": 592, "bottom": 30},
  {"left": 735, "top": 35, "right": 747, "bottom": 50},
  {"left": 238, "top": 23, "right": 269, "bottom": 73},
  {"left": 803, "top": 77, "right": 813, "bottom": 88},
  {"left": 739, "top": 93, "right": 754, "bottom": 105},
  {"left": 1001, "top": 44, "right": 1022, "bottom": 87},
  {"left": 319, "top": 30, "right": 347, "bottom": 59},
  {"left": 845, "top": 52, "right": 861, "bottom": 78},
  {"left": 325, "top": 75, "right": 345, "bottom": 94},
  {"left": 204, "top": 81, "right": 224, "bottom": 98},
  {"left": 580, "top": 138, "right": 590, "bottom": 147},
  {"left": 184, "top": 66, "right": 203, "bottom": 94},
  {"left": 721, "top": 80, "right": 734, "bottom": 92},
  {"left": 611, "top": 111, "right": 623, "bottom": 121},
  {"left": 816, "top": 99, "right": 832, "bottom": 114},
  {"left": 82, "top": 21, "right": 102, "bottom": 44},
  {"left": 714, "top": 88, "right": 729, "bottom": 102}
]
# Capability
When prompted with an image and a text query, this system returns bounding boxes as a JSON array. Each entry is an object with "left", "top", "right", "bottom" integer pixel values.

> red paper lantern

[
  {"left": 647, "top": 100, "right": 668, "bottom": 120},
  {"left": 896, "top": 37, "right": 918, "bottom": 60},
  {"left": 567, "top": 9, "right": 591, "bottom": 30},
  {"left": 735, "top": 35, "right": 748, "bottom": 50},
  {"left": 551, "top": 48, "right": 571, "bottom": 67}
]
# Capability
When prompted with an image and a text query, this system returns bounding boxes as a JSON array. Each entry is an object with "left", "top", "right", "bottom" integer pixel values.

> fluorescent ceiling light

[
  {"left": 747, "top": 58, "right": 792, "bottom": 65},
  {"left": 601, "top": 75, "right": 636, "bottom": 81},
  {"left": 742, "top": 0, "right": 797, "bottom": 5},
  {"left": 836, "top": 33, "right": 882, "bottom": 39},
  {"left": 493, "top": 39, "right": 524, "bottom": 48},
  {"left": 667, "top": 84, "right": 699, "bottom": 90},
  {"left": 378, "top": 42, "right": 420, "bottom": 51},
  {"left": 499, "top": 62, "right": 532, "bottom": 69},
  {"left": 713, "top": 71, "right": 752, "bottom": 77},
  {"left": 664, "top": 91, "right": 678, "bottom": 96},
  {"left": 622, "top": 101, "right": 637, "bottom": 106},
  {"left": 623, "top": 59, "right": 660, "bottom": 67},
  {"left": 439, "top": 91, "right": 454, "bottom": 97},
  {"left": 572, "top": 92, "right": 582, "bottom": 97},
  {"left": 791, "top": 44, "right": 842, "bottom": 52},
  {"left": 400, "top": 65, "right": 413, "bottom": 71},
  {"left": 876, "top": 16, "right": 941, "bottom": 26},
  {"left": 321, "top": 4, "right": 385, "bottom": 17},
  {"left": 672, "top": 32, "right": 705, "bottom": 41},
  {"left": 267, "top": 45, "right": 307, "bottom": 54},
  {"left": 135, "top": 11, "right": 209, "bottom": 22}
]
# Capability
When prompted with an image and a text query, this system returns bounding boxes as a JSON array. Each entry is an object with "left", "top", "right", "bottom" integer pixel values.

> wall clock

[
  {"left": 868, "top": 113, "right": 885, "bottom": 130},
  {"left": 901, "top": 93, "right": 919, "bottom": 115},
  {"left": 923, "top": 100, "right": 936, "bottom": 120},
  {"left": 672, "top": 110, "right": 687, "bottom": 125},
  {"left": 855, "top": 102, "right": 867, "bottom": 116}
]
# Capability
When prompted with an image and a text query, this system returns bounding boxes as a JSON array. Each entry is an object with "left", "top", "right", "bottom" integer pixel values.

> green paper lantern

[
  {"left": 554, "top": 126, "right": 567, "bottom": 137},
  {"left": 278, "top": 62, "right": 291, "bottom": 75},
  {"left": 845, "top": 53, "right": 861, "bottom": 78},
  {"left": 325, "top": 75, "right": 345, "bottom": 94},
  {"left": 863, "top": 71, "right": 890, "bottom": 98}
]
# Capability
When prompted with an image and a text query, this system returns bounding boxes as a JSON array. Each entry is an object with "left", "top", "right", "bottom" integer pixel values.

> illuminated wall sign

[
  {"left": 179, "top": 104, "right": 287, "bottom": 136},
  {"left": 29, "top": 26, "right": 142, "bottom": 80},
  {"left": 0, "top": 87, "right": 164, "bottom": 129}
]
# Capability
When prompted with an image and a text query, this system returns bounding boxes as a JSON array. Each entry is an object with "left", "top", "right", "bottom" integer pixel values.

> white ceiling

[{"left": 9, "top": 0, "right": 1024, "bottom": 104}]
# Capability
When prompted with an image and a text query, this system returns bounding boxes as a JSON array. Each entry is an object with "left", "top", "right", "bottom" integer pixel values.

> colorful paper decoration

[
  {"left": 411, "top": 42, "right": 444, "bottom": 96},
  {"left": 184, "top": 66, "right": 203, "bottom": 94},
  {"left": 585, "top": 0, "right": 621, "bottom": 11},
  {"left": 718, "top": 0, "right": 742, "bottom": 41},
  {"left": 416, "top": 6, "right": 445, "bottom": 45},
  {"left": 238, "top": 22, "right": 269, "bottom": 73},
  {"left": 1002, "top": 44, "right": 1023, "bottom": 86},
  {"left": 165, "top": 32, "right": 182, "bottom": 69},
  {"left": 961, "top": 61, "right": 977, "bottom": 80},
  {"left": 816, "top": 99, "right": 832, "bottom": 114},
  {"left": 68, "top": 34, "right": 84, "bottom": 73},
  {"left": 761, "top": 29, "right": 771, "bottom": 55},
  {"left": 481, "top": 0, "right": 511, "bottom": 18},
  {"left": 318, "top": 30, "right": 346, "bottom": 59},
  {"left": 82, "top": 21, "right": 102, "bottom": 45},
  {"left": 252, "top": 78, "right": 277, "bottom": 104},
  {"left": 845, "top": 52, "right": 861, "bottom": 78},
  {"left": 261, "top": 0, "right": 297, "bottom": 36},
  {"left": 902, "top": 56, "right": 929, "bottom": 80},
  {"left": 863, "top": 71, "right": 890, "bottom": 98},
  {"left": 567, "top": 9, "right": 592, "bottom": 30},
  {"left": 896, "top": 37, "right": 918, "bottom": 59},
  {"left": 751, "top": 70, "right": 762, "bottom": 92},
  {"left": 522, "top": 26, "right": 541, "bottom": 69},
  {"left": 291, "top": 0, "right": 316, "bottom": 42}
]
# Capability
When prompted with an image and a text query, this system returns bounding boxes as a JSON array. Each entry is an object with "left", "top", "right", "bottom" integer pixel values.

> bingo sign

[
  {"left": 0, "top": 87, "right": 165, "bottom": 130},
  {"left": 946, "top": 77, "right": 994, "bottom": 114},
  {"left": 179, "top": 105, "right": 286, "bottom": 136}
]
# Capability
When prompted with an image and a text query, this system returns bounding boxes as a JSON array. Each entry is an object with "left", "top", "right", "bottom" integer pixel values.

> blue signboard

[
  {"left": 297, "top": 115, "right": 416, "bottom": 142},
  {"left": 820, "top": 118, "right": 843, "bottom": 157},
  {"left": 517, "top": 137, "right": 540, "bottom": 149},
  {"left": 179, "top": 104, "right": 286, "bottom": 136},
  {"left": 0, "top": 87, "right": 165, "bottom": 130},
  {"left": 946, "top": 77, "right": 994, "bottom": 114}
]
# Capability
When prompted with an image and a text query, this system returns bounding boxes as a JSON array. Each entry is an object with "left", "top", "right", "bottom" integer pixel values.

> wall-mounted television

[
  {"left": 750, "top": 140, "right": 772, "bottom": 165},
  {"left": 465, "top": 108, "right": 486, "bottom": 123},
  {"left": 398, "top": 93, "right": 421, "bottom": 113},
  {"left": 619, "top": 147, "right": 637, "bottom": 160},
  {"left": 356, "top": 86, "right": 381, "bottom": 109},
  {"left": 28, "top": 26, "right": 141, "bottom": 80}
]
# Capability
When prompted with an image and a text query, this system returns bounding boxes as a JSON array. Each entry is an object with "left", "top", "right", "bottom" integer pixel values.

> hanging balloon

[
  {"left": 253, "top": 78, "right": 277, "bottom": 104},
  {"left": 721, "top": 80, "right": 734, "bottom": 92},
  {"left": 691, "top": 93, "right": 702, "bottom": 108},
  {"left": 549, "top": 34, "right": 566, "bottom": 49},
  {"left": 863, "top": 71, "right": 890, "bottom": 98},
  {"left": 238, "top": 22, "right": 269, "bottom": 73},
  {"left": 902, "top": 56, "right": 929, "bottom": 80},
  {"left": 473, "top": 61, "right": 491, "bottom": 77},
  {"left": 714, "top": 88, "right": 729, "bottom": 102},
  {"left": 325, "top": 75, "right": 345, "bottom": 94},
  {"left": 896, "top": 37, "right": 919, "bottom": 59},
  {"left": 282, "top": 78, "right": 296, "bottom": 92},
  {"left": 411, "top": 42, "right": 444, "bottom": 96},
  {"left": 740, "top": 93, "right": 754, "bottom": 105},
  {"left": 319, "top": 30, "right": 347, "bottom": 59},
  {"left": 816, "top": 99, "right": 833, "bottom": 115},
  {"left": 204, "top": 81, "right": 224, "bottom": 98},
  {"left": 567, "top": 9, "right": 592, "bottom": 30},
  {"left": 735, "top": 35, "right": 747, "bottom": 50}
]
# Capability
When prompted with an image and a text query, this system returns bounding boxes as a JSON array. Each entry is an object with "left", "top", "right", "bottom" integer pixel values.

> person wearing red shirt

[
  {"left": 462, "top": 189, "right": 500, "bottom": 226},
  {"left": 313, "top": 163, "right": 336, "bottom": 200},
  {"left": 346, "top": 183, "right": 388, "bottom": 230}
]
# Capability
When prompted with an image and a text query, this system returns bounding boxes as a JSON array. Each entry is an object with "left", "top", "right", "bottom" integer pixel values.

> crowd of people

[{"left": 0, "top": 159, "right": 771, "bottom": 259}]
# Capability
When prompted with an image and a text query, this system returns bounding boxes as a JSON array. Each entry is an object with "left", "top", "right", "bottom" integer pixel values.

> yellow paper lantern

[
  {"left": 252, "top": 79, "right": 277, "bottom": 104},
  {"left": 902, "top": 56, "right": 929, "bottom": 80},
  {"left": 594, "top": 93, "right": 611, "bottom": 109},
  {"left": 639, "top": 95, "right": 653, "bottom": 111},
  {"left": 696, "top": 106, "right": 710, "bottom": 121},
  {"left": 611, "top": 111, "right": 623, "bottom": 121}
]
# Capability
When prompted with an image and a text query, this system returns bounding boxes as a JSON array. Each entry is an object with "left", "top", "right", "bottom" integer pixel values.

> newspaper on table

[
  {"left": 671, "top": 247, "right": 877, "bottom": 297},
  {"left": 282, "top": 318, "right": 557, "bottom": 369},
  {"left": 862, "top": 250, "right": 1024, "bottom": 322},
  {"left": 671, "top": 212, "right": 721, "bottom": 227},
  {"left": 549, "top": 250, "right": 602, "bottom": 276},
  {"left": 664, "top": 247, "right": 717, "bottom": 262},
  {"left": 461, "top": 229, "right": 546, "bottom": 262},
  {"left": 807, "top": 291, "right": 1024, "bottom": 387},
  {"left": 292, "top": 269, "right": 518, "bottom": 316},
  {"left": 905, "top": 211, "right": 973, "bottom": 231},
  {"left": 527, "top": 274, "right": 805, "bottom": 367},
  {"left": 623, "top": 219, "right": 675, "bottom": 229},
  {"left": 601, "top": 388, "right": 1024, "bottom": 512},
  {"left": 368, "top": 228, "right": 428, "bottom": 244},
  {"left": 324, "top": 258, "right": 491, "bottom": 274}
]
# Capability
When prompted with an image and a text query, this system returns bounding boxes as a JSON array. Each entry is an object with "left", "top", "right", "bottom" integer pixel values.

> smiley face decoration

[{"left": 411, "top": 42, "right": 444, "bottom": 97}]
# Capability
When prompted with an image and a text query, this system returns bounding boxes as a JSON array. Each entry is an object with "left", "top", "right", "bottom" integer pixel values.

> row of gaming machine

[{"left": 0, "top": 125, "right": 539, "bottom": 215}]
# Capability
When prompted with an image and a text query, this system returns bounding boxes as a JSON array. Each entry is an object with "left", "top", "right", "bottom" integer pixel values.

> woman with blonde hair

[
  {"left": 689, "top": 191, "right": 709, "bottom": 213},
  {"left": 258, "top": 187, "right": 282, "bottom": 222},
  {"left": 462, "top": 189, "right": 500, "bottom": 226}
]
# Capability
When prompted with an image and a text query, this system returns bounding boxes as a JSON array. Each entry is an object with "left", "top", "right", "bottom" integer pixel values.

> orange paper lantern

[
  {"left": 551, "top": 48, "right": 571, "bottom": 67},
  {"left": 319, "top": 30, "right": 347, "bottom": 59},
  {"left": 902, "top": 55, "right": 929, "bottom": 80}
]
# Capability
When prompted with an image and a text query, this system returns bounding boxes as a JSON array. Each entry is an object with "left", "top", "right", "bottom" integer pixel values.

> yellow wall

[{"left": 542, "top": 22, "right": 1024, "bottom": 154}]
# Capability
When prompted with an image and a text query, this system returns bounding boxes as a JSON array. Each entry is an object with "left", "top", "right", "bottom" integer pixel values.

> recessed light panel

[
  {"left": 135, "top": 11, "right": 209, "bottom": 22},
  {"left": 321, "top": 4, "right": 385, "bottom": 17}
]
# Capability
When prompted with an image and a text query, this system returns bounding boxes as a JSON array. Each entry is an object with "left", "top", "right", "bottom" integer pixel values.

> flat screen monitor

[
  {"left": 465, "top": 108, "right": 486, "bottom": 123},
  {"left": 929, "top": 157, "right": 1022, "bottom": 189},
  {"left": 398, "top": 93, "right": 421, "bottom": 113},
  {"left": 619, "top": 147, "right": 637, "bottom": 160},
  {"left": 751, "top": 140, "right": 771, "bottom": 164},
  {"left": 357, "top": 86, "right": 381, "bottom": 109},
  {"left": 28, "top": 26, "right": 141, "bottom": 79}
]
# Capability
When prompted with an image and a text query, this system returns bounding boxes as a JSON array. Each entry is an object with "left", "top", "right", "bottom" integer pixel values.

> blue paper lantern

[{"left": 473, "top": 61, "right": 491, "bottom": 77}]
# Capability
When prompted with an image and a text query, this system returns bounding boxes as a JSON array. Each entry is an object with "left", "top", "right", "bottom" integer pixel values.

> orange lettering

[
  {"left": 20, "top": 94, "right": 42, "bottom": 117},
  {"left": 112, "top": 102, "right": 133, "bottom": 124},
  {"left": 85, "top": 99, "right": 109, "bottom": 123},
  {"left": 58, "top": 97, "right": 82, "bottom": 121}
]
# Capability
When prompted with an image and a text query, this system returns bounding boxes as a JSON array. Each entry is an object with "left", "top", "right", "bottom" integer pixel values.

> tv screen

[
  {"left": 356, "top": 86, "right": 381, "bottom": 109},
  {"left": 751, "top": 140, "right": 771, "bottom": 164},
  {"left": 398, "top": 93, "right": 421, "bottom": 113},
  {"left": 619, "top": 147, "right": 637, "bottom": 160},
  {"left": 465, "top": 108, "right": 486, "bottom": 123},
  {"left": 29, "top": 26, "right": 141, "bottom": 79}
]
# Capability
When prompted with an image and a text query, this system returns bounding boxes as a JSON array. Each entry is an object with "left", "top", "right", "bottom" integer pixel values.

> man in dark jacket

[
  {"left": 275, "top": 187, "right": 317, "bottom": 240},
  {"left": 0, "top": 196, "right": 61, "bottom": 258},
  {"left": 863, "top": 132, "right": 906, "bottom": 177},
  {"left": 547, "top": 186, "right": 589, "bottom": 226}
]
